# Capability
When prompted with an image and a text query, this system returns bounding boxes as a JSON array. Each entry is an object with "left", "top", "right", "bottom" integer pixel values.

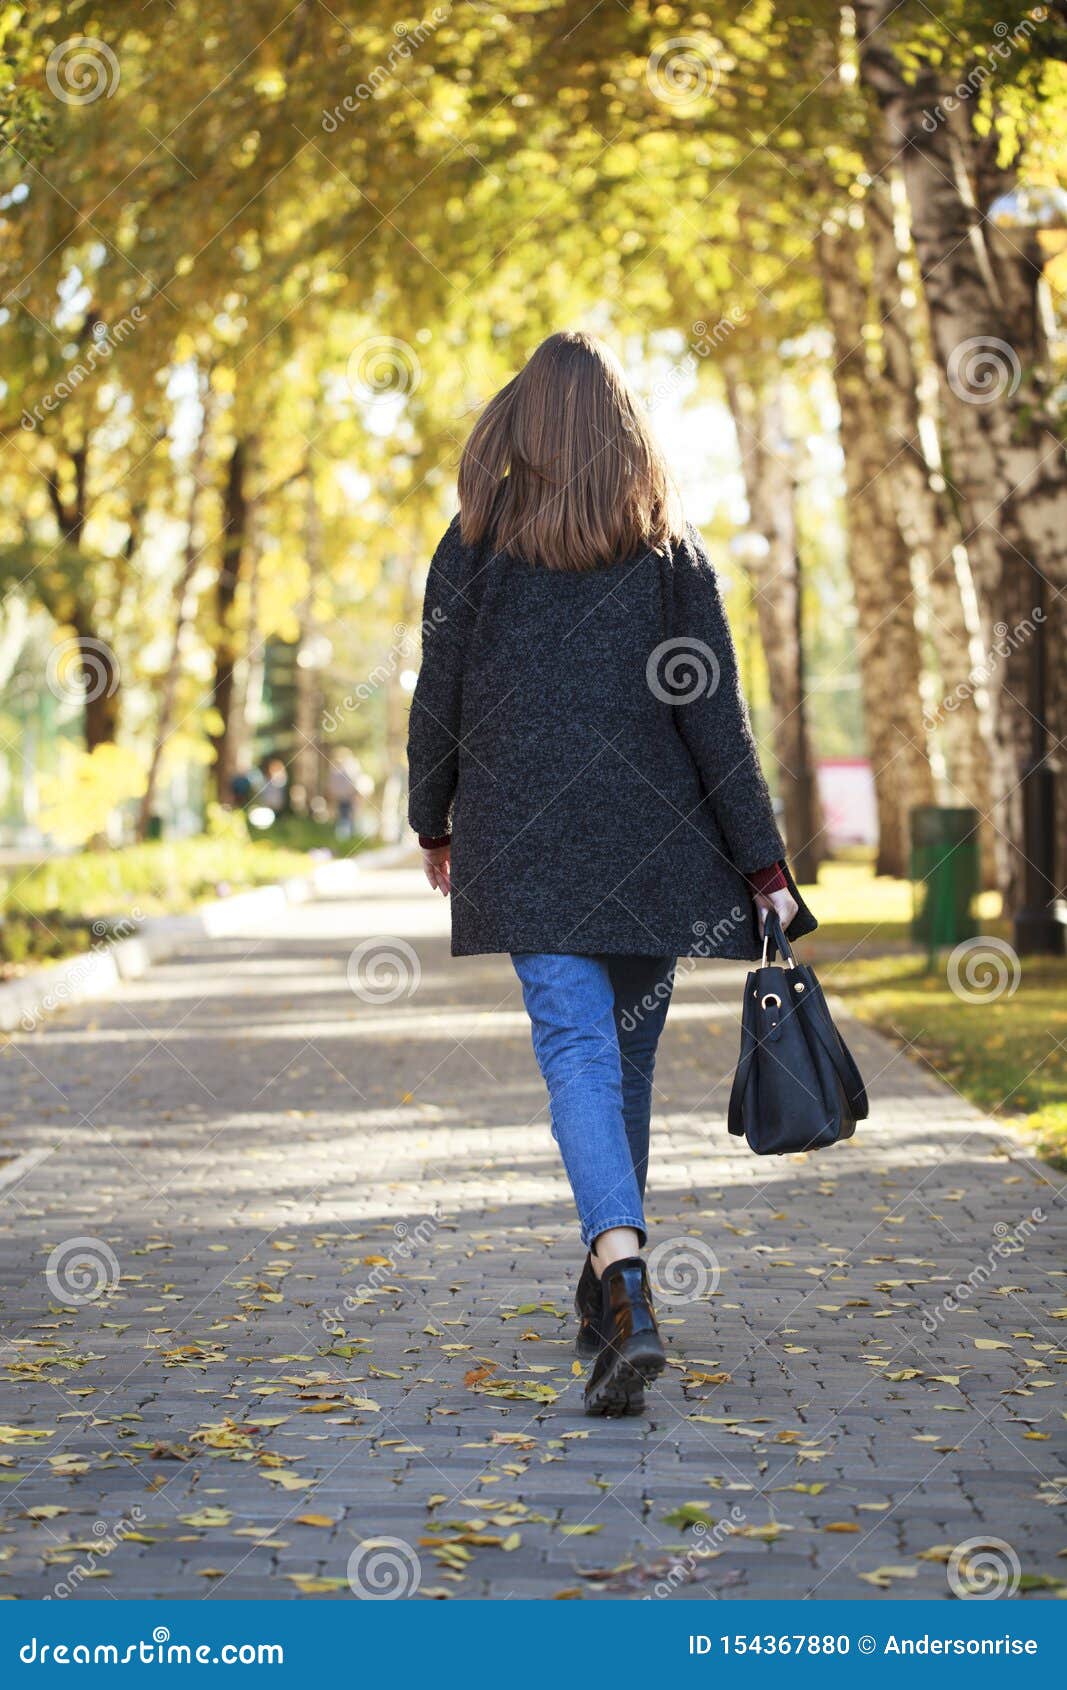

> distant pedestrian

[
  {"left": 407, "top": 331, "right": 815, "bottom": 1416},
  {"left": 327, "top": 750, "right": 364, "bottom": 840},
  {"left": 259, "top": 757, "right": 289, "bottom": 816},
  {"left": 229, "top": 768, "right": 257, "bottom": 808}
]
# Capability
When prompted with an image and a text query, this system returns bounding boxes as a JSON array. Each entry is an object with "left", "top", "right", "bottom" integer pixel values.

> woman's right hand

[
  {"left": 754, "top": 885, "right": 798, "bottom": 934},
  {"left": 421, "top": 844, "right": 451, "bottom": 896}
]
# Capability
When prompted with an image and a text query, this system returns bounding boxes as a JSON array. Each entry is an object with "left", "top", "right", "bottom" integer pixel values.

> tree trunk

[
  {"left": 724, "top": 368, "right": 825, "bottom": 882},
  {"left": 209, "top": 437, "right": 250, "bottom": 802},
  {"left": 381, "top": 565, "right": 420, "bottom": 843},
  {"left": 233, "top": 500, "right": 264, "bottom": 783},
  {"left": 855, "top": 0, "right": 1067, "bottom": 906},
  {"left": 43, "top": 443, "right": 122, "bottom": 751},
  {"left": 291, "top": 454, "right": 323, "bottom": 814},
  {"left": 816, "top": 222, "right": 936, "bottom": 877},
  {"left": 71, "top": 612, "right": 121, "bottom": 751},
  {"left": 865, "top": 170, "right": 998, "bottom": 884},
  {"left": 139, "top": 377, "right": 214, "bottom": 836}
]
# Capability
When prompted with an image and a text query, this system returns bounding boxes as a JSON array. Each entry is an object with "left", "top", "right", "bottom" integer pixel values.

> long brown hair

[{"left": 458, "top": 330, "right": 684, "bottom": 571}]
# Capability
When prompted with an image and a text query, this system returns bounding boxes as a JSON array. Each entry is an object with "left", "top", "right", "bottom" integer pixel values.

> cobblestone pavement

[{"left": 0, "top": 863, "right": 1064, "bottom": 1601}]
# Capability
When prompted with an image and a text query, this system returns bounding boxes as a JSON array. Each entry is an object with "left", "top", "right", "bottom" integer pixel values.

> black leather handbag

[{"left": 728, "top": 912, "right": 868, "bottom": 1155}]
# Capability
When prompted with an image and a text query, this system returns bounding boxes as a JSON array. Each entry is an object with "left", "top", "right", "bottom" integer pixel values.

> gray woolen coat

[{"left": 406, "top": 517, "right": 816, "bottom": 959}]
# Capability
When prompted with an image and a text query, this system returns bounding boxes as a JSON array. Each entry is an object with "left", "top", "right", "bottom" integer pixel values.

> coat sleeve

[
  {"left": 406, "top": 516, "right": 480, "bottom": 839},
  {"left": 665, "top": 524, "right": 786, "bottom": 874}
]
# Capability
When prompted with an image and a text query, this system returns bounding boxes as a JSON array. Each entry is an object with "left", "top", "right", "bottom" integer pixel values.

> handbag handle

[{"left": 761, "top": 908, "right": 796, "bottom": 968}]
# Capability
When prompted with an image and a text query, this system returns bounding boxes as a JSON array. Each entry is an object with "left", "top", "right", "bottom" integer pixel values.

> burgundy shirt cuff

[
  {"left": 418, "top": 832, "right": 452, "bottom": 850},
  {"left": 746, "top": 861, "right": 788, "bottom": 896}
]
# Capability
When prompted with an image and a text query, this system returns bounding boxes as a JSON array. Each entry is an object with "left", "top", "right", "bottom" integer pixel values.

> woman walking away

[{"left": 407, "top": 330, "right": 815, "bottom": 1417}]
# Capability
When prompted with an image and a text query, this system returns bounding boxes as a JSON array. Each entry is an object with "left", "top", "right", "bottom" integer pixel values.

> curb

[{"left": 0, "top": 842, "right": 413, "bottom": 1034}]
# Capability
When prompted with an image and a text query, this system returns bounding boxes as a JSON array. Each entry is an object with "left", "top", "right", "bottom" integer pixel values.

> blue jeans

[{"left": 511, "top": 953, "right": 676, "bottom": 1248}]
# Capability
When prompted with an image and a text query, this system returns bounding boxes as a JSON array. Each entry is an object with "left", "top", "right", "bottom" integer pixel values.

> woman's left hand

[
  {"left": 421, "top": 844, "right": 451, "bottom": 896},
  {"left": 754, "top": 886, "right": 798, "bottom": 933}
]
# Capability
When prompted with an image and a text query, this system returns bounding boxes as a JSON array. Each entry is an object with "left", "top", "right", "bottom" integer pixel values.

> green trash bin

[{"left": 910, "top": 807, "right": 979, "bottom": 949}]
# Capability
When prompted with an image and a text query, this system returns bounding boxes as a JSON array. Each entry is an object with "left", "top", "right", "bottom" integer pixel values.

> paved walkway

[{"left": 0, "top": 864, "right": 1063, "bottom": 1601}]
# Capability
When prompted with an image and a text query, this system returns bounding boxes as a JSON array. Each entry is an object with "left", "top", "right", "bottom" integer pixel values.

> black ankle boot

[
  {"left": 574, "top": 1254, "right": 600, "bottom": 1359},
  {"left": 584, "top": 1256, "right": 666, "bottom": 1418}
]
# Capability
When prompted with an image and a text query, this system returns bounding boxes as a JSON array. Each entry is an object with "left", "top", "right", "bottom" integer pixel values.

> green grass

[
  {"left": 246, "top": 813, "right": 371, "bottom": 856},
  {"left": 0, "top": 832, "right": 365, "bottom": 974},
  {"left": 798, "top": 862, "right": 1067, "bottom": 1168},
  {"left": 795, "top": 859, "right": 1003, "bottom": 953}
]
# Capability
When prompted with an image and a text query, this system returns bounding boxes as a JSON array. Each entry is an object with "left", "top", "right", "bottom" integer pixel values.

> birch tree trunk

[
  {"left": 817, "top": 222, "right": 936, "bottom": 877},
  {"left": 724, "top": 369, "right": 824, "bottom": 882},
  {"left": 865, "top": 172, "right": 998, "bottom": 883},
  {"left": 855, "top": 0, "right": 1067, "bottom": 904}
]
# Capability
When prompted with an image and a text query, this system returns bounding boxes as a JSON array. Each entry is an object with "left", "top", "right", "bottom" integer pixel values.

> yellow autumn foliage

[{"left": 37, "top": 744, "right": 148, "bottom": 847}]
